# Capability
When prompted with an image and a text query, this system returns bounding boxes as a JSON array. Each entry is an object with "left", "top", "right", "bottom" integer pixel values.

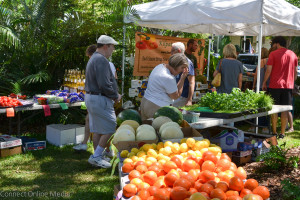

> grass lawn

[
  {"left": 0, "top": 119, "right": 299, "bottom": 200},
  {"left": 0, "top": 140, "right": 119, "bottom": 200}
]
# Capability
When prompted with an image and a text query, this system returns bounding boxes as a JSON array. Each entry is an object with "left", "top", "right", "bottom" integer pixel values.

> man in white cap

[{"left": 85, "top": 35, "right": 121, "bottom": 168}]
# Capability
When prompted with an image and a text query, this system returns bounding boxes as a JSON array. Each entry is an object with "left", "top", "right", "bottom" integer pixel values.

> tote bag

[{"left": 211, "top": 59, "right": 223, "bottom": 87}]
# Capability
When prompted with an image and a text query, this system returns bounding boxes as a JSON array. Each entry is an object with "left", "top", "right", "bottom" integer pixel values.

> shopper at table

[
  {"left": 140, "top": 53, "right": 189, "bottom": 120},
  {"left": 262, "top": 36, "right": 298, "bottom": 139},
  {"left": 84, "top": 35, "right": 121, "bottom": 168},
  {"left": 213, "top": 44, "right": 243, "bottom": 94},
  {"left": 172, "top": 42, "right": 195, "bottom": 107}
]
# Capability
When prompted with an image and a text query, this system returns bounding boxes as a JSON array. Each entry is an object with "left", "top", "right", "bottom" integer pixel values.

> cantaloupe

[
  {"left": 152, "top": 116, "right": 172, "bottom": 131},
  {"left": 159, "top": 122, "right": 181, "bottom": 135},
  {"left": 161, "top": 126, "right": 184, "bottom": 140},
  {"left": 113, "top": 129, "right": 135, "bottom": 144}
]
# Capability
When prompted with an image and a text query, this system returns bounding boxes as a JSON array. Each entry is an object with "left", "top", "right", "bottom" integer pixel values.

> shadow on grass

[{"left": 0, "top": 142, "right": 119, "bottom": 200}]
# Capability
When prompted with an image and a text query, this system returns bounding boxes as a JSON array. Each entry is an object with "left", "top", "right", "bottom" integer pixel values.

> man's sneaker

[
  {"left": 278, "top": 134, "right": 285, "bottom": 139},
  {"left": 73, "top": 143, "right": 87, "bottom": 151},
  {"left": 102, "top": 149, "right": 115, "bottom": 158},
  {"left": 88, "top": 155, "right": 111, "bottom": 168}
]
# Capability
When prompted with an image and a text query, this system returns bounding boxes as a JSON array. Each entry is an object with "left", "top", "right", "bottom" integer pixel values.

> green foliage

[
  {"left": 198, "top": 88, "right": 274, "bottom": 112},
  {"left": 256, "top": 143, "right": 299, "bottom": 170},
  {"left": 281, "top": 179, "right": 300, "bottom": 200}
]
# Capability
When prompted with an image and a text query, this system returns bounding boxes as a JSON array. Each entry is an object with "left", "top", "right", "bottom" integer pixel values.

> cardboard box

[
  {"left": 129, "top": 88, "right": 138, "bottom": 97},
  {"left": 162, "top": 127, "right": 203, "bottom": 143},
  {"left": 195, "top": 82, "right": 208, "bottom": 90},
  {"left": 25, "top": 141, "right": 46, "bottom": 151},
  {"left": 113, "top": 184, "right": 121, "bottom": 200},
  {"left": 0, "top": 145, "right": 22, "bottom": 157},
  {"left": 0, "top": 135, "right": 22, "bottom": 149},
  {"left": 46, "top": 124, "right": 76, "bottom": 147},
  {"left": 131, "top": 80, "right": 142, "bottom": 88},
  {"left": 233, "top": 150, "right": 252, "bottom": 157},
  {"left": 232, "top": 154, "right": 252, "bottom": 165}
]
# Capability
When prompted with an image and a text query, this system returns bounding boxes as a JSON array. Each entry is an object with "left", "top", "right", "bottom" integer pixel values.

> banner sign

[{"left": 133, "top": 32, "right": 205, "bottom": 76}]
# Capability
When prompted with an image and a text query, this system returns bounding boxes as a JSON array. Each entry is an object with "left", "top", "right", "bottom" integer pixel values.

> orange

[
  {"left": 122, "top": 162, "right": 135, "bottom": 173},
  {"left": 226, "top": 196, "right": 242, "bottom": 200},
  {"left": 235, "top": 167, "right": 247, "bottom": 180},
  {"left": 148, "top": 165, "right": 162, "bottom": 176},
  {"left": 244, "top": 179, "right": 259, "bottom": 191},
  {"left": 194, "top": 180, "right": 203, "bottom": 192},
  {"left": 131, "top": 196, "right": 142, "bottom": 200},
  {"left": 164, "top": 172, "right": 179, "bottom": 187},
  {"left": 170, "top": 156, "right": 182, "bottom": 168},
  {"left": 163, "top": 161, "right": 178, "bottom": 173},
  {"left": 202, "top": 150, "right": 214, "bottom": 159},
  {"left": 240, "top": 188, "right": 253, "bottom": 198},
  {"left": 170, "top": 186, "right": 189, "bottom": 200},
  {"left": 201, "top": 160, "right": 216, "bottom": 172},
  {"left": 220, "top": 153, "right": 231, "bottom": 161},
  {"left": 135, "top": 161, "right": 147, "bottom": 169},
  {"left": 130, "top": 178, "right": 144, "bottom": 191},
  {"left": 229, "top": 162, "right": 237, "bottom": 173},
  {"left": 229, "top": 176, "right": 244, "bottom": 191},
  {"left": 173, "top": 178, "right": 192, "bottom": 191},
  {"left": 154, "top": 178, "right": 166, "bottom": 188},
  {"left": 182, "top": 159, "right": 197, "bottom": 172},
  {"left": 153, "top": 188, "right": 170, "bottom": 200},
  {"left": 136, "top": 165, "right": 148, "bottom": 174},
  {"left": 147, "top": 186, "right": 159, "bottom": 196},
  {"left": 225, "top": 190, "right": 239, "bottom": 197},
  {"left": 181, "top": 174, "right": 195, "bottom": 187},
  {"left": 151, "top": 162, "right": 163, "bottom": 169},
  {"left": 216, "top": 181, "right": 229, "bottom": 192},
  {"left": 123, "top": 183, "right": 138, "bottom": 198},
  {"left": 143, "top": 171, "right": 158, "bottom": 186},
  {"left": 199, "top": 183, "right": 214, "bottom": 195},
  {"left": 138, "top": 190, "right": 150, "bottom": 200},
  {"left": 253, "top": 186, "right": 270, "bottom": 200},
  {"left": 207, "top": 180, "right": 217, "bottom": 188},
  {"left": 210, "top": 188, "right": 227, "bottom": 200},
  {"left": 188, "top": 169, "right": 200, "bottom": 181},
  {"left": 204, "top": 153, "right": 219, "bottom": 164},
  {"left": 189, "top": 187, "right": 198, "bottom": 195},
  {"left": 216, "top": 159, "right": 231, "bottom": 171},
  {"left": 201, "top": 170, "right": 215, "bottom": 182},
  {"left": 243, "top": 194, "right": 263, "bottom": 200},
  {"left": 129, "top": 170, "right": 142, "bottom": 181},
  {"left": 140, "top": 182, "right": 151, "bottom": 191}
]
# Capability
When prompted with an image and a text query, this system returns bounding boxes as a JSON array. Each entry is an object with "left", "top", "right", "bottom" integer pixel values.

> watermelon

[
  {"left": 153, "top": 106, "right": 183, "bottom": 125},
  {"left": 116, "top": 109, "right": 142, "bottom": 126}
]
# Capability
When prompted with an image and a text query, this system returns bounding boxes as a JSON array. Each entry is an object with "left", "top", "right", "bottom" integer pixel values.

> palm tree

[{"left": 0, "top": 5, "right": 20, "bottom": 47}]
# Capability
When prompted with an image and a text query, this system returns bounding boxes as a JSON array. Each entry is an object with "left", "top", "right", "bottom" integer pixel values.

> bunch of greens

[{"left": 198, "top": 88, "right": 274, "bottom": 113}]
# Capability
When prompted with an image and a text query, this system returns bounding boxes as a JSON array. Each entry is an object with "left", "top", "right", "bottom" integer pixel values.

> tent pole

[
  {"left": 243, "top": 35, "right": 246, "bottom": 53},
  {"left": 207, "top": 35, "right": 212, "bottom": 81},
  {"left": 121, "top": 24, "right": 126, "bottom": 106},
  {"left": 255, "top": 24, "right": 263, "bottom": 134}
]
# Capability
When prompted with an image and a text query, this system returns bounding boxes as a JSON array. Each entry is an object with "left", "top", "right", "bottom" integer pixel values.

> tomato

[
  {"left": 147, "top": 41, "right": 158, "bottom": 49},
  {"left": 135, "top": 41, "right": 148, "bottom": 50}
]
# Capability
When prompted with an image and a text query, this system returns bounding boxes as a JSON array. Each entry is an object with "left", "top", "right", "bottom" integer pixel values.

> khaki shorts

[{"left": 140, "top": 97, "right": 161, "bottom": 120}]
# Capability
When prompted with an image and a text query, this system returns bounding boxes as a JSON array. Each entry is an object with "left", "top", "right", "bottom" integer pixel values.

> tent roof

[{"left": 128, "top": 0, "right": 300, "bottom": 36}]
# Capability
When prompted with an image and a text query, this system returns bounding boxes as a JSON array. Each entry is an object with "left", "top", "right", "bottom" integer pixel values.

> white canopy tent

[{"left": 123, "top": 0, "right": 300, "bottom": 92}]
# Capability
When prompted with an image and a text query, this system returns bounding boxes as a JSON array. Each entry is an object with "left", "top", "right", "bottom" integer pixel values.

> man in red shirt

[{"left": 262, "top": 36, "right": 298, "bottom": 139}]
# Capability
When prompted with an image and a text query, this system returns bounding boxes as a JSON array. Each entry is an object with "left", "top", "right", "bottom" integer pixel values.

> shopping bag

[{"left": 211, "top": 59, "right": 223, "bottom": 87}]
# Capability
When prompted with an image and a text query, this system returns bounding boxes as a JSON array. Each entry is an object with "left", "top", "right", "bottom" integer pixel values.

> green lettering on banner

[
  {"left": 81, "top": 102, "right": 87, "bottom": 110},
  {"left": 59, "top": 103, "right": 68, "bottom": 110}
]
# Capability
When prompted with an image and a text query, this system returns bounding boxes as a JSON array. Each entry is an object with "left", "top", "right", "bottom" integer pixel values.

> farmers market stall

[
  {"left": 0, "top": 91, "right": 86, "bottom": 136},
  {"left": 189, "top": 105, "right": 292, "bottom": 129}
]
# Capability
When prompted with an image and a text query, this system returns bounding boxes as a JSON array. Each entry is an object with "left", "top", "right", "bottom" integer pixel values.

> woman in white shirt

[{"left": 141, "top": 53, "right": 189, "bottom": 120}]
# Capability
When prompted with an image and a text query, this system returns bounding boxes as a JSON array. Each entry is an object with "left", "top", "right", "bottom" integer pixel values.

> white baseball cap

[{"left": 97, "top": 35, "right": 118, "bottom": 45}]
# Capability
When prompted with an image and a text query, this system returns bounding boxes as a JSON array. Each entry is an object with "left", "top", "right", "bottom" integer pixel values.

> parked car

[{"left": 237, "top": 53, "right": 258, "bottom": 73}]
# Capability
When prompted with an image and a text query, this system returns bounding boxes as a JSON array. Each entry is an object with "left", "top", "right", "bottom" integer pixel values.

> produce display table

[
  {"left": 189, "top": 105, "right": 292, "bottom": 129},
  {"left": 0, "top": 101, "right": 84, "bottom": 135}
]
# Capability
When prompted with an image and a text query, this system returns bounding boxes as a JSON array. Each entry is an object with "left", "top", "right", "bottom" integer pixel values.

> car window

[{"left": 237, "top": 55, "right": 258, "bottom": 65}]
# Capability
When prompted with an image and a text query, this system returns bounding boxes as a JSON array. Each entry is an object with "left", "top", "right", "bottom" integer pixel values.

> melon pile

[{"left": 120, "top": 138, "right": 270, "bottom": 200}]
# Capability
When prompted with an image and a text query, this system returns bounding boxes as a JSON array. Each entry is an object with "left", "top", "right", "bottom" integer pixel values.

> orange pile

[{"left": 122, "top": 140, "right": 270, "bottom": 200}]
